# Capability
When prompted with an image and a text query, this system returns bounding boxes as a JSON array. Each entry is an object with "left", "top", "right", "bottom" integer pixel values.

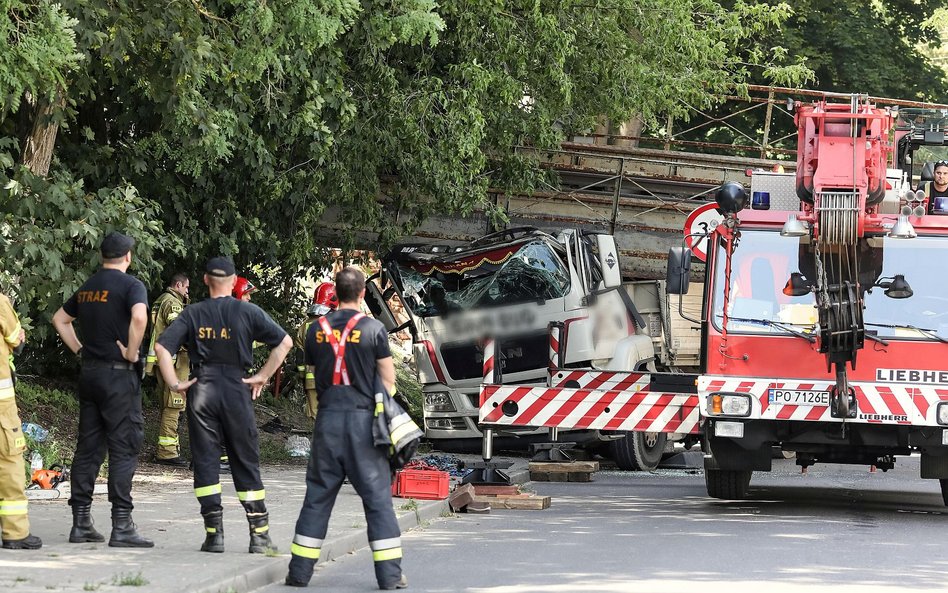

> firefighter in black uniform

[
  {"left": 52, "top": 231, "right": 153, "bottom": 548},
  {"left": 285, "top": 266, "right": 406, "bottom": 590},
  {"left": 154, "top": 257, "right": 292, "bottom": 554}
]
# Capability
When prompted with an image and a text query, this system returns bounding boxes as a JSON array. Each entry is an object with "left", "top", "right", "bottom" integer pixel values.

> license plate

[{"left": 768, "top": 388, "right": 829, "bottom": 406}]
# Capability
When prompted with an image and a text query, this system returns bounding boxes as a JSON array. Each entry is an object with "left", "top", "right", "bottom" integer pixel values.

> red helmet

[
  {"left": 313, "top": 282, "right": 338, "bottom": 309},
  {"left": 233, "top": 276, "right": 257, "bottom": 300}
]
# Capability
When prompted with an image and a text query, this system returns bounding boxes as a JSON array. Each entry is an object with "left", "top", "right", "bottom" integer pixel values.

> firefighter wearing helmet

[
  {"left": 295, "top": 282, "right": 338, "bottom": 419},
  {"left": 233, "top": 277, "right": 257, "bottom": 301}
]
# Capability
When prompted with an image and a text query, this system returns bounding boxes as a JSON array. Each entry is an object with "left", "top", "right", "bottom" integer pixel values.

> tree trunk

[
  {"left": 616, "top": 115, "right": 644, "bottom": 148},
  {"left": 20, "top": 91, "right": 65, "bottom": 177}
]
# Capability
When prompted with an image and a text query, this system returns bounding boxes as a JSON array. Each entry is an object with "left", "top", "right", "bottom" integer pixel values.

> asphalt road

[{"left": 257, "top": 456, "right": 948, "bottom": 593}]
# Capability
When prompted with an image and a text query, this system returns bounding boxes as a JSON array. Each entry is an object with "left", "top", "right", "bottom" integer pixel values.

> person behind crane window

[{"left": 922, "top": 161, "right": 948, "bottom": 214}]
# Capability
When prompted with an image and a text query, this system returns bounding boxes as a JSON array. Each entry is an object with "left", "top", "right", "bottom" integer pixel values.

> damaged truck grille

[{"left": 440, "top": 332, "right": 549, "bottom": 380}]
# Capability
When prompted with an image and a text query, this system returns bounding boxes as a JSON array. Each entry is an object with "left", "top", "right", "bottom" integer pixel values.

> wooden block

[
  {"left": 567, "top": 471, "right": 592, "bottom": 482},
  {"left": 448, "top": 483, "right": 475, "bottom": 511},
  {"left": 528, "top": 461, "right": 599, "bottom": 473},
  {"left": 473, "top": 495, "right": 551, "bottom": 510},
  {"left": 530, "top": 471, "right": 571, "bottom": 482},
  {"left": 473, "top": 485, "right": 520, "bottom": 496}
]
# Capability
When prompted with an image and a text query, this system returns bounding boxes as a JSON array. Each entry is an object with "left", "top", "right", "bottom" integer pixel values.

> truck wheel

[
  {"left": 940, "top": 479, "right": 948, "bottom": 506},
  {"left": 705, "top": 469, "right": 752, "bottom": 500},
  {"left": 610, "top": 431, "right": 666, "bottom": 471}
]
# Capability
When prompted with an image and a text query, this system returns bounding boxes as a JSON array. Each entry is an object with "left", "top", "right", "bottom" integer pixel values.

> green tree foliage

[
  {"left": 0, "top": 138, "right": 173, "bottom": 341},
  {"left": 2, "top": 1, "right": 803, "bottom": 360},
  {"left": 0, "top": 1, "right": 81, "bottom": 112},
  {"left": 770, "top": 0, "right": 948, "bottom": 100},
  {"left": 680, "top": 0, "right": 948, "bottom": 154}
]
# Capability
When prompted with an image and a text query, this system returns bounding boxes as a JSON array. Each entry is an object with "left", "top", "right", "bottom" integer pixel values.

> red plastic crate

[{"left": 393, "top": 469, "right": 449, "bottom": 500}]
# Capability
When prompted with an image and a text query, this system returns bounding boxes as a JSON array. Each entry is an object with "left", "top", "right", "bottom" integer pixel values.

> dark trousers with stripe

[
  {"left": 288, "top": 386, "right": 402, "bottom": 588},
  {"left": 70, "top": 364, "right": 144, "bottom": 510},
  {"left": 187, "top": 366, "right": 266, "bottom": 516}
]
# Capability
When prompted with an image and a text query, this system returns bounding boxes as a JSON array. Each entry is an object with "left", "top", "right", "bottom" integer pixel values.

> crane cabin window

[
  {"left": 863, "top": 236, "right": 948, "bottom": 341},
  {"left": 711, "top": 230, "right": 818, "bottom": 335}
]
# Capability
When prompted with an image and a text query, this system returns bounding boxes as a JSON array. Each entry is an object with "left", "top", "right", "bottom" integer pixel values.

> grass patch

[
  {"left": 82, "top": 584, "right": 100, "bottom": 592},
  {"left": 398, "top": 499, "right": 419, "bottom": 512},
  {"left": 15, "top": 576, "right": 28, "bottom": 582},
  {"left": 112, "top": 572, "right": 148, "bottom": 587},
  {"left": 15, "top": 381, "right": 78, "bottom": 482},
  {"left": 264, "top": 547, "right": 282, "bottom": 558},
  {"left": 15, "top": 381, "right": 79, "bottom": 415},
  {"left": 258, "top": 433, "right": 293, "bottom": 463}
]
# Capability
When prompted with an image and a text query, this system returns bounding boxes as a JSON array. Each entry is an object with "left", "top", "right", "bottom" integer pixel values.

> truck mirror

[
  {"left": 666, "top": 247, "right": 691, "bottom": 295},
  {"left": 595, "top": 234, "right": 622, "bottom": 288},
  {"left": 364, "top": 280, "right": 399, "bottom": 332}
]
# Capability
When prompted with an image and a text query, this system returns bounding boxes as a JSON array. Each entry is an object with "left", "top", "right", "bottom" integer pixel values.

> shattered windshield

[
  {"left": 392, "top": 241, "right": 570, "bottom": 317},
  {"left": 864, "top": 236, "right": 948, "bottom": 340}
]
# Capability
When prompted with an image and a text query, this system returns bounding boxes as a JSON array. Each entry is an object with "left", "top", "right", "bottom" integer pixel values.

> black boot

[
  {"left": 201, "top": 510, "right": 224, "bottom": 553},
  {"left": 69, "top": 504, "right": 105, "bottom": 543},
  {"left": 247, "top": 512, "right": 275, "bottom": 554},
  {"left": 285, "top": 555, "right": 316, "bottom": 587},
  {"left": 2, "top": 534, "right": 42, "bottom": 550},
  {"left": 109, "top": 508, "right": 154, "bottom": 548}
]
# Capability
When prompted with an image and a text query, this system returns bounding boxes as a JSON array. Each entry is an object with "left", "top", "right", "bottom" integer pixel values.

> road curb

[{"left": 190, "top": 497, "right": 449, "bottom": 593}]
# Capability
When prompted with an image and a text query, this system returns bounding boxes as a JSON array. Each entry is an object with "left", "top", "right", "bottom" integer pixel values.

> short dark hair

[
  {"left": 335, "top": 267, "right": 366, "bottom": 303},
  {"left": 936, "top": 160, "right": 948, "bottom": 171},
  {"left": 169, "top": 272, "right": 188, "bottom": 287}
]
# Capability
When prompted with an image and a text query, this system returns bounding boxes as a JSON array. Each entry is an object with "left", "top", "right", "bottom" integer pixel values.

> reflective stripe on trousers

[
  {"left": 194, "top": 483, "right": 222, "bottom": 498},
  {"left": 370, "top": 537, "right": 403, "bottom": 562},
  {"left": 237, "top": 489, "right": 265, "bottom": 502},
  {"left": 291, "top": 534, "right": 323, "bottom": 559}
]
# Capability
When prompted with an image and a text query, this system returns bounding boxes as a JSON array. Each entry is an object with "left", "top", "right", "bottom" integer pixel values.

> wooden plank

[
  {"left": 474, "top": 495, "right": 551, "bottom": 510},
  {"left": 528, "top": 461, "right": 599, "bottom": 473},
  {"left": 567, "top": 472, "right": 593, "bottom": 482},
  {"left": 473, "top": 485, "right": 520, "bottom": 496}
]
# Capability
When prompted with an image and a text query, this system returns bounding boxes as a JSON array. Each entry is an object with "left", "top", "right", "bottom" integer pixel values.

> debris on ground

[
  {"left": 404, "top": 454, "right": 473, "bottom": 478},
  {"left": 285, "top": 435, "right": 311, "bottom": 457}
]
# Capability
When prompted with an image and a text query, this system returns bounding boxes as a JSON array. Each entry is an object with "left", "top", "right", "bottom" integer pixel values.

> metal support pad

[{"left": 460, "top": 460, "right": 515, "bottom": 485}]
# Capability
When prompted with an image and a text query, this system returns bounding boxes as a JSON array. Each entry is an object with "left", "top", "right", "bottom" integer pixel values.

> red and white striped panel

[
  {"left": 548, "top": 324, "right": 561, "bottom": 371},
  {"left": 548, "top": 369, "right": 649, "bottom": 392},
  {"left": 482, "top": 340, "right": 495, "bottom": 383},
  {"left": 699, "top": 376, "right": 948, "bottom": 426},
  {"left": 479, "top": 383, "right": 700, "bottom": 434}
]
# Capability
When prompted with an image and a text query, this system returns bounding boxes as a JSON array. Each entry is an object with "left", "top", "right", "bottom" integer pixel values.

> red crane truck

[{"left": 479, "top": 94, "right": 948, "bottom": 500}]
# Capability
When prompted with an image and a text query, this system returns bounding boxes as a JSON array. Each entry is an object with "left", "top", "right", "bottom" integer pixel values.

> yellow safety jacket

[
  {"left": 296, "top": 317, "right": 317, "bottom": 391},
  {"left": 0, "top": 292, "right": 23, "bottom": 401},
  {"left": 145, "top": 289, "right": 188, "bottom": 375}
]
